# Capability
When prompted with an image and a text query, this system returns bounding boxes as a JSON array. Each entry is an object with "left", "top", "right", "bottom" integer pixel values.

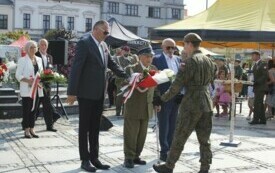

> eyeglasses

[
  {"left": 166, "top": 46, "right": 176, "bottom": 50},
  {"left": 98, "top": 27, "right": 110, "bottom": 35},
  {"left": 30, "top": 46, "right": 37, "bottom": 49}
]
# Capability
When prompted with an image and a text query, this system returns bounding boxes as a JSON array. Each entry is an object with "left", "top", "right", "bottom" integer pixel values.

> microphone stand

[{"left": 51, "top": 82, "right": 68, "bottom": 119}]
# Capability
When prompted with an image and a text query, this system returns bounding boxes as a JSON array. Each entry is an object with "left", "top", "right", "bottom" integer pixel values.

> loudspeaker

[
  {"left": 100, "top": 115, "right": 113, "bottom": 131},
  {"left": 48, "top": 40, "right": 68, "bottom": 65}
]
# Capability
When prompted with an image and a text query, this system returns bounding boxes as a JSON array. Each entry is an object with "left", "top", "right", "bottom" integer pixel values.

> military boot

[{"left": 153, "top": 163, "right": 173, "bottom": 173}]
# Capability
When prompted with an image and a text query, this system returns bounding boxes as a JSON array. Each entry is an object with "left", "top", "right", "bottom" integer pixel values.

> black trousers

[
  {"left": 36, "top": 87, "right": 54, "bottom": 128},
  {"left": 107, "top": 76, "right": 116, "bottom": 106},
  {"left": 22, "top": 97, "right": 37, "bottom": 129},
  {"left": 78, "top": 97, "right": 104, "bottom": 161}
]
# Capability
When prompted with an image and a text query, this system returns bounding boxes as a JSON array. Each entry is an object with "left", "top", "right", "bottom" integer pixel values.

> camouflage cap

[{"left": 183, "top": 33, "right": 202, "bottom": 42}]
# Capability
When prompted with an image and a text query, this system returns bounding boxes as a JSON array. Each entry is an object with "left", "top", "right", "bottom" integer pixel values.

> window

[
  {"left": 172, "top": 8, "right": 181, "bottom": 19},
  {"left": 85, "top": 18, "right": 92, "bottom": 32},
  {"left": 0, "top": 15, "right": 8, "bottom": 29},
  {"left": 148, "top": 7, "right": 161, "bottom": 18},
  {"left": 43, "top": 15, "right": 50, "bottom": 30},
  {"left": 125, "top": 26, "right": 138, "bottom": 35},
  {"left": 67, "top": 17, "right": 74, "bottom": 30},
  {"left": 126, "top": 4, "right": 138, "bottom": 16},
  {"left": 108, "top": 2, "right": 119, "bottom": 14},
  {"left": 23, "top": 13, "right": 30, "bottom": 29},
  {"left": 55, "top": 16, "right": 63, "bottom": 29}
]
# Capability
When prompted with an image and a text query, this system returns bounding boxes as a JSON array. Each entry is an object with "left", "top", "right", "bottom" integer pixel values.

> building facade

[
  {"left": 12, "top": 0, "right": 101, "bottom": 39},
  {"left": 0, "top": 0, "right": 13, "bottom": 33},
  {"left": 101, "top": 0, "right": 186, "bottom": 38}
]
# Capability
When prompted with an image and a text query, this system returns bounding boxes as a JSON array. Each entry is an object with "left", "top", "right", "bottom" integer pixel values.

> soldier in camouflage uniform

[
  {"left": 153, "top": 33, "right": 215, "bottom": 173},
  {"left": 114, "top": 46, "right": 136, "bottom": 116}
]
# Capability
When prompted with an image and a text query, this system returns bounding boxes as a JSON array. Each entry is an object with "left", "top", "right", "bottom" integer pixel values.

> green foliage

[
  {"left": 0, "top": 30, "right": 30, "bottom": 45},
  {"left": 44, "top": 28, "right": 76, "bottom": 41}
]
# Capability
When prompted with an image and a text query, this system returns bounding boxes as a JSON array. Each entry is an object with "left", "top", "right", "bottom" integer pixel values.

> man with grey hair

[
  {"left": 35, "top": 38, "right": 60, "bottom": 132},
  {"left": 67, "top": 20, "right": 128, "bottom": 172},
  {"left": 152, "top": 38, "right": 182, "bottom": 161}
]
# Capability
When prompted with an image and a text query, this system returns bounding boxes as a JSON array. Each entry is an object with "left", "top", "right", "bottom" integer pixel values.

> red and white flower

[{"left": 120, "top": 69, "right": 175, "bottom": 103}]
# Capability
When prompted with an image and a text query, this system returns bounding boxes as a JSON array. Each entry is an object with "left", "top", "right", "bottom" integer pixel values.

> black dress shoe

[
  {"left": 47, "top": 127, "right": 57, "bottom": 132},
  {"left": 30, "top": 132, "right": 39, "bottom": 138},
  {"left": 81, "top": 160, "right": 96, "bottom": 172},
  {"left": 160, "top": 154, "right": 167, "bottom": 161},
  {"left": 133, "top": 158, "right": 146, "bottom": 165},
  {"left": 153, "top": 163, "right": 173, "bottom": 173},
  {"left": 249, "top": 121, "right": 259, "bottom": 125},
  {"left": 91, "top": 159, "right": 110, "bottom": 170},
  {"left": 124, "top": 159, "right": 134, "bottom": 168}
]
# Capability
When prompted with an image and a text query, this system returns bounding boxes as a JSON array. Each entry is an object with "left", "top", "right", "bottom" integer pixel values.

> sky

[{"left": 184, "top": 0, "right": 217, "bottom": 16}]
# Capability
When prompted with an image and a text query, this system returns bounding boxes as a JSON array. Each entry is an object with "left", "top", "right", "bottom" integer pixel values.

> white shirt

[
  {"left": 91, "top": 34, "right": 105, "bottom": 64},
  {"left": 40, "top": 51, "right": 48, "bottom": 68},
  {"left": 164, "top": 53, "right": 178, "bottom": 74}
]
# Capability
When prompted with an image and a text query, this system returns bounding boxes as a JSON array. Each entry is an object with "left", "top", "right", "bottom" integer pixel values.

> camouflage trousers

[{"left": 165, "top": 110, "right": 213, "bottom": 171}]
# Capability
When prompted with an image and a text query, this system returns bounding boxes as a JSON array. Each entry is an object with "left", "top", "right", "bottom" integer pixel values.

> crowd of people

[{"left": 13, "top": 19, "right": 275, "bottom": 173}]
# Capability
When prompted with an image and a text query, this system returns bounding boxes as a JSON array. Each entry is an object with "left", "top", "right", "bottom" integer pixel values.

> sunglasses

[
  {"left": 166, "top": 46, "right": 176, "bottom": 50},
  {"left": 99, "top": 27, "right": 110, "bottom": 35}
]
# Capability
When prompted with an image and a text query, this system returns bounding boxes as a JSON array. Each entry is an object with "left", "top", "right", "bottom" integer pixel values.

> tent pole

[{"left": 220, "top": 47, "right": 241, "bottom": 147}]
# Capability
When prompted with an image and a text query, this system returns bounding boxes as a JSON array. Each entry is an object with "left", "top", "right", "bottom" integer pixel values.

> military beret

[
  {"left": 183, "top": 33, "right": 202, "bottom": 42},
  {"left": 137, "top": 44, "right": 154, "bottom": 56},
  {"left": 251, "top": 50, "right": 260, "bottom": 55},
  {"left": 121, "top": 45, "right": 130, "bottom": 51}
]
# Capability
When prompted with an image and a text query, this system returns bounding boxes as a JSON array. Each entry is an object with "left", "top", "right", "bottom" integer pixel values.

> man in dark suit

[
  {"left": 35, "top": 38, "right": 60, "bottom": 132},
  {"left": 67, "top": 20, "right": 128, "bottom": 172},
  {"left": 249, "top": 50, "right": 269, "bottom": 125},
  {"left": 152, "top": 38, "right": 182, "bottom": 161}
]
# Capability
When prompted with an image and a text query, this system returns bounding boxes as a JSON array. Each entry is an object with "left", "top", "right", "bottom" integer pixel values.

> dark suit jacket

[
  {"left": 35, "top": 51, "right": 53, "bottom": 70},
  {"left": 253, "top": 60, "right": 269, "bottom": 92},
  {"left": 152, "top": 53, "right": 181, "bottom": 95},
  {"left": 67, "top": 34, "right": 127, "bottom": 100}
]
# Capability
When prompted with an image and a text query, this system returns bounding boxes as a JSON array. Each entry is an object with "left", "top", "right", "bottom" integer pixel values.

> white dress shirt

[
  {"left": 164, "top": 53, "right": 178, "bottom": 74},
  {"left": 91, "top": 34, "right": 105, "bottom": 64}
]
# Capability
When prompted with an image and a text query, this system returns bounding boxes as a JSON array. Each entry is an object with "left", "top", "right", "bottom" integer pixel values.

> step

[
  {"left": 14, "top": 88, "right": 68, "bottom": 98},
  {"left": 0, "top": 88, "right": 16, "bottom": 96},
  {"left": 0, "top": 102, "right": 79, "bottom": 119},
  {"left": 50, "top": 87, "right": 67, "bottom": 96},
  {"left": 51, "top": 95, "right": 68, "bottom": 103},
  {"left": 0, "top": 95, "right": 19, "bottom": 103}
]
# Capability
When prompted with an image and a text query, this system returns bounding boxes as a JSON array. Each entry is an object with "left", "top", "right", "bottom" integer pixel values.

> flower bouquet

[
  {"left": 53, "top": 72, "right": 67, "bottom": 84},
  {"left": 120, "top": 69, "right": 175, "bottom": 103},
  {"left": 40, "top": 69, "right": 55, "bottom": 83},
  {"left": 40, "top": 69, "right": 67, "bottom": 84},
  {"left": 0, "top": 64, "right": 9, "bottom": 82}
]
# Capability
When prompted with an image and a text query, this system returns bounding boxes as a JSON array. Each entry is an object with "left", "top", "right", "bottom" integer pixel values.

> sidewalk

[{"left": 1, "top": 100, "right": 275, "bottom": 173}]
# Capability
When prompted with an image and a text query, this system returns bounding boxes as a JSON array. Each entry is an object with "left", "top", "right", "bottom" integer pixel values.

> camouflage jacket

[{"left": 161, "top": 49, "right": 215, "bottom": 112}]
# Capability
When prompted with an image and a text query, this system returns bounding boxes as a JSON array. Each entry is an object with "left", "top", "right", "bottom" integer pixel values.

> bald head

[{"left": 161, "top": 38, "right": 176, "bottom": 57}]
